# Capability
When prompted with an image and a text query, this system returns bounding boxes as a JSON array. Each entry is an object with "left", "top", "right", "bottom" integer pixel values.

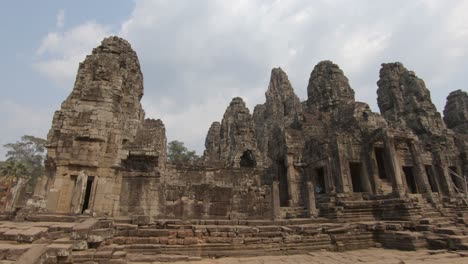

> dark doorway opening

[
  {"left": 278, "top": 160, "right": 289, "bottom": 207},
  {"left": 349, "top": 162, "right": 364, "bottom": 192},
  {"left": 315, "top": 167, "right": 326, "bottom": 194},
  {"left": 374, "top": 148, "right": 387, "bottom": 179},
  {"left": 240, "top": 150, "right": 256, "bottom": 168},
  {"left": 403, "top": 166, "right": 418, "bottom": 193},
  {"left": 425, "top": 165, "right": 438, "bottom": 193},
  {"left": 449, "top": 166, "right": 464, "bottom": 193},
  {"left": 82, "top": 176, "right": 95, "bottom": 213}
]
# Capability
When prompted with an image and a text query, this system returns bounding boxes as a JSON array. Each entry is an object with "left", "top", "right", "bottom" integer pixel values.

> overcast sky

[{"left": 1, "top": 0, "right": 467, "bottom": 158}]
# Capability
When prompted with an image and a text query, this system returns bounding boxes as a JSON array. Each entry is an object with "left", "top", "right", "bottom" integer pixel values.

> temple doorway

[
  {"left": 349, "top": 162, "right": 364, "bottom": 192},
  {"left": 374, "top": 148, "right": 388, "bottom": 179},
  {"left": 315, "top": 167, "right": 326, "bottom": 194},
  {"left": 81, "top": 176, "right": 95, "bottom": 213},
  {"left": 403, "top": 166, "right": 418, "bottom": 193},
  {"left": 278, "top": 160, "right": 289, "bottom": 206}
]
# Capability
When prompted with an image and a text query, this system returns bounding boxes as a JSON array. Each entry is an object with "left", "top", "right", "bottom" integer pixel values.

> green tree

[
  {"left": 0, "top": 160, "right": 28, "bottom": 179},
  {"left": 1, "top": 135, "right": 47, "bottom": 188},
  {"left": 167, "top": 140, "right": 199, "bottom": 164}
]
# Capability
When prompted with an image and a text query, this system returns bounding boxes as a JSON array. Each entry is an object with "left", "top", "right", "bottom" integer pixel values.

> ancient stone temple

[
  {"left": 39, "top": 36, "right": 468, "bottom": 220},
  {"left": 6, "top": 36, "right": 467, "bottom": 262}
]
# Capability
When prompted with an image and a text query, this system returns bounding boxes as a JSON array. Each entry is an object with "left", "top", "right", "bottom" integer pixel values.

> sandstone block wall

[{"left": 119, "top": 165, "right": 272, "bottom": 220}]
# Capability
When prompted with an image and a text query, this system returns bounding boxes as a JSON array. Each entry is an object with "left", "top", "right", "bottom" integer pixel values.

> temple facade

[{"left": 36, "top": 36, "right": 468, "bottom": 222}]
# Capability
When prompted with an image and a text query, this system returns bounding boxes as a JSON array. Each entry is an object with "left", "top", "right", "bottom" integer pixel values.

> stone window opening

[
  {"left": 239, "top": 150, "right": 256, "bottom": 168},
  {"left": 403, "top": 166, "right": 418, "bottom": 194},
  {"left": 349, "top": 162, "right": 365, "bottom": 193},
  {"left": 81, "top": 176, "right": 95, "bottom": 214}
]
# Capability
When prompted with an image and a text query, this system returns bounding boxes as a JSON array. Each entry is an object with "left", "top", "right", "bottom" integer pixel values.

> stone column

[
  {"left": 286, "top": 155, "right": 298, "bottom": 206},
  {"left": 333, "top": 138, "right": 351, "bottom": 193},
  {"left": 306, "top": 181, "right": 318, "bottom": 217},
  {"left": 383, "top": 136, "right": 404, "bottom": 195},
  {"left": 368, "top": 144, "right": 381, "bottom": 194},
  {"left": 271, "top": 181, "right": 281, "bottom": 220},
  {"left": 326, "top": 158, "right": 335, "bottom": 193},
  {"left": 433, "top": 151, "right": 455, "bottom": 197},
  {"left": 426, "top": 165, "right": 441, "bottom": 193},
  {"left": 360, "top": 144, "right": 373, "bottom": 193},
  {"left": 408, "top": 141, "right": 431, "bottom": 194}
]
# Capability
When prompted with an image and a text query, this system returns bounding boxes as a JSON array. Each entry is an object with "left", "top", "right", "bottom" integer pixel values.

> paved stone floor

[{"left": 160, "top": 249, "right": 468, "bottom": 264}]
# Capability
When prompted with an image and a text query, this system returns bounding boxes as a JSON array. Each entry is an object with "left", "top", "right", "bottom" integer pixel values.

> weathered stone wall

[
  {"left": 253, "top": 68, "right": 303, "bottom": 164},
  {"left": 307, "top": 61, "right": 355, "bottom": 112},
  {"left": 123, "top": 118, "right": 167, "bottom": 173},
  {"left": 203, "top": 122, "right": 221, "bottom": 165},
  {"left": 251, "top": 68, "right": 305, "bottom": 207},
  {"left": 119, "top": 165, "right": 272, "bottom": 220},
  {"left": 377, "top": 63, "right": 446, "bottom": 135},
  {"left": 444, "top": 89, "right": 468, "bottom": 180},
  {"left": 377, "top": 62, "right": 462, "bottom": 197},
  {"left": 444, "top": 90, "right": 468, "bottom": 134},
  {"left": 44, "top": 37, "right": 166, "bottom": 216},
  {"left": 203, "top": 98, "right": 262, "bottom": 168}
]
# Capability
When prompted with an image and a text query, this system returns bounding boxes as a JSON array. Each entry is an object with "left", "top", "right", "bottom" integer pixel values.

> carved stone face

[{"left": 307, "top": 61, "right": 355, "bottom": 111}]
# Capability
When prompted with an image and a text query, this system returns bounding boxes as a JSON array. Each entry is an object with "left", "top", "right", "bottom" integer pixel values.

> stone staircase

[
  {"left": 2, "top": 207, "right": 468, "bottom": 263},
  {"left": 99, "top": 218, "right": 374, "bottom": 260},
  {"left": 318, "top": 193, "right": 447, "bottom": 223}
]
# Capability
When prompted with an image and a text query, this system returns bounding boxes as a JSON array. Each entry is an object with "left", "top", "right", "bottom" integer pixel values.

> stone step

[
  {"left": 435, "top": 222, "right": 455, "bottom": 228},
  {"left": 422, "top": 211, "right": 444, "bottom": 218},
  {"left": 16, "top": 244, "right": 47, "bottom": 264},
  {"left": 24, "top": 214, "right": 77, "bottom": 223},
  {"left": 425, "top": 234, "right": 449, "bottom": 250},
  {"left": 53, "top": 237, "right": 89, "bottom": 251},
  {"left": 448, "top": 235, "right": 468, "bottom": 245},
  {"left": 71, "top": 250, "right": 97, "bottom": 262},
  {"left": 122, "top": 238, "right": 333, "bottom": 258},
  {"left": 0, "top": 227, "right": 49, "bottom": 243},
  {"left": 0, "top": 244, "right": 33, "bottom": 261},
  {"left": 113, "top": 216, "right": 132, "bottom": 224},
  {"left": 415, "top": 224, "right": 434, "bottom": 232},
  {"left": 434, "top": 227, "right": 464, "bottom": 236},
  {"left": 127, "top": 253, "right": 196, "bottom": 262},
  {"left": 419, "top": 217, "right": 450, "bottom": 225}
]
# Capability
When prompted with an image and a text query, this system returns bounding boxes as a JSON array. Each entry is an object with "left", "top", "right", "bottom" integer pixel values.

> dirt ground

[{"left": 162, "top": 249, "right": 468, "bottom": 264}]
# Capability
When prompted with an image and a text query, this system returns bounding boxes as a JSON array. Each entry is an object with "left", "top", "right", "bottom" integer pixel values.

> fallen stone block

[
  {"left": 18, "top": 227, "right": 48, "bottom": 243},
  {"left": 15, "top": 245, "right": 47, "bottom": 264}
]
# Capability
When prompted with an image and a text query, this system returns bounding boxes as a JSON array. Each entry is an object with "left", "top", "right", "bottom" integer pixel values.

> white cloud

[
  {"left": 56, "top": 9, "right": 65, "bottom": 28},
  {"left": 34, "top": 22, "right": 112, "bottom": 87},
  {"left": 33, "top": 0, "right": 468, "bottom": 154}
]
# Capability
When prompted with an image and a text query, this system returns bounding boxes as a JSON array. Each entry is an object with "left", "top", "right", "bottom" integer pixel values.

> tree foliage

[
  {"left": 1, "top": 135, "right": 47, "bottom": 187},
  {"left": 0, "top": 160, "right": 28, "bottom": 179},
  {"left": 167, "top": 140, "right": 199, "bottom": 164}
]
